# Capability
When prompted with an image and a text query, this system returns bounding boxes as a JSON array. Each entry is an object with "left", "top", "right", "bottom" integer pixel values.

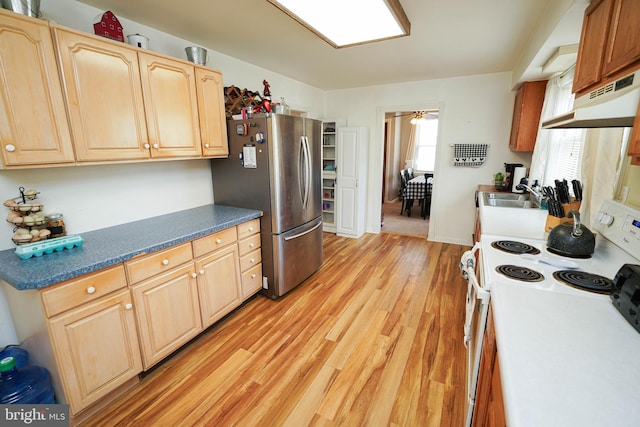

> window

[
  {"left": 540, "top": 69, "right": 585, "bottom": 188},
  {"left": 413, "top": 116, "right": 438, "bottom": 172}
]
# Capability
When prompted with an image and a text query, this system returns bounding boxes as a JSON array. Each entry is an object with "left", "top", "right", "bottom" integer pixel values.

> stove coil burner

[
  {"left": 553, "top": 270, "right": 614, "bottom": 294},
  {"left": 496, "top": 265, "right": 544, "bottom": 282},
  {"left": 491, "top": 240, "right": 541, "bottom": 255}
]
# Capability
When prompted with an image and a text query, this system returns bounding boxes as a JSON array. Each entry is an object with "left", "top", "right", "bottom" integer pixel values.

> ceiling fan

[{"left": 391, "top": 110, "right": 439, "bottom": 124}]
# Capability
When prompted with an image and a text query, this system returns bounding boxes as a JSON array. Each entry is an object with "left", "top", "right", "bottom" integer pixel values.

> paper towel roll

[{"left": 512, "top": 167, "right": 527, "bottom": 193}]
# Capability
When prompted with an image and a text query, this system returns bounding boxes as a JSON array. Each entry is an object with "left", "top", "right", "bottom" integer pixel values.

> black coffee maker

[{"left": 504, "top": 163, "right": 523, "bottom": 192}]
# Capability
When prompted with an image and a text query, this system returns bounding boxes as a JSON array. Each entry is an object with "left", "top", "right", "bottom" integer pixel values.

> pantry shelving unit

[{"left": 321, "top": 120, "right": 341, "bottom": 233}]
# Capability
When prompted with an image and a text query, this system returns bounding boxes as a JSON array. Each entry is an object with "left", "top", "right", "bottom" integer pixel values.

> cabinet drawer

[
  {"left": 241, "top": 263, "right": 263, "bottom": 299},
  {"left": 41, "top": 265, "right": 127, "bottom": 318},
  {"left": 125, "top": 243, "right": 193, "bottom": 285},
  {"left": 237, "top": 219, "right": 260, "bottom": 239},
  {"left": 192, "top": 227, "right": 237, "bottom": 258},
  {"left": 238, "top": 234, "right": 261, "bottom": 256},
  {"left": 240, "top": 248, "right": 262, "bottom": 273}
]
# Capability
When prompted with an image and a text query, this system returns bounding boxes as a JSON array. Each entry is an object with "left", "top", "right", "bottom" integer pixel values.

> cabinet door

[
  {"left": 509, "top": 81, "right": 546, "bottom": 152},
  {"left": 602, "top": 0, "right": 640, "bottom": 77},
  {"left": 54, "top": 27, "right": 149, "bottom": 162},
  {"left": 139, "top": 53, "right": 202, "bottom": 158},
  {"left": 573, "top": 0, "right": 615, "bottom": 94},
  {"left": 195, "top": 244, "right": 242, "bottom": 328},
  {"left": 336, "top": 127, "right": 368, "bottom": 237},
  {"left": 131, "top": 263, "right": 202, "bottom": 370},
  {"left": 196, "top": 67, "right": 229, "bottom": 158},
  {"left": 47, "top": 289, "right": 142, "bottom": 414},
  {"left": 0, "top": 12, "right": 74, "bottom": 167}
]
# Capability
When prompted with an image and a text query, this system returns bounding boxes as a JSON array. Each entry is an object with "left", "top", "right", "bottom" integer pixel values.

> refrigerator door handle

[
  {"left": 299, "top": 136, "right": 311, "bottom": 210},
  {"left": 284, "top": 221, "right": 322, "bottom": 241}
]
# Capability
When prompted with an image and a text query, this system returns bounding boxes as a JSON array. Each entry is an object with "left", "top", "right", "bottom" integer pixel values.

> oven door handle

[{"left": 460, "top": 242, "right": 490, "bottom": 303}]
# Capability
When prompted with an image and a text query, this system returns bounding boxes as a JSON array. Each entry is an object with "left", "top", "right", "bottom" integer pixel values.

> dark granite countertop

[{"left": 0, "top": 204, "right": 262, "bottom": 291}]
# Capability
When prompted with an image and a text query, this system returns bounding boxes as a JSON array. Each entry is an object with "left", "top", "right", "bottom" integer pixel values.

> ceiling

[{"left": 76, "top": 0, "right": 588, "bottom": 91}]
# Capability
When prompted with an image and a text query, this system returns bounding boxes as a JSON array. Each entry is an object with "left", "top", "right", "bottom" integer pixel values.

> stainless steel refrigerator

[{"left": 211, "top": 113, "right": 323, "bottom": 299}]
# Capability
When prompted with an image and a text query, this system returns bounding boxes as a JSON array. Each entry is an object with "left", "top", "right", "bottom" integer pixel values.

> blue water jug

[
  {"left": 0, "top": 345, "right": 29, "bottom": 368},
  {"left": 0, "top": 356, "right": 55, "bottom": 404}
]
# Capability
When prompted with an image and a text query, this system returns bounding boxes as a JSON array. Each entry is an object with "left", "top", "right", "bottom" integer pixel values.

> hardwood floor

[{"left": 81, "top": 233, "right": 469, "bottom": 426}]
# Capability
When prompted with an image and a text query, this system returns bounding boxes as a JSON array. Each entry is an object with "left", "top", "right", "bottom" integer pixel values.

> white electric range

[{"left": 462, "top": 199, "right": 640, "bottom": 427}]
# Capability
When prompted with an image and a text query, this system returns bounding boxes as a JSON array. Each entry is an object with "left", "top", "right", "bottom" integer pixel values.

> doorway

[{"left": 380, "top": 109, "right": 439, "bottom": 238}]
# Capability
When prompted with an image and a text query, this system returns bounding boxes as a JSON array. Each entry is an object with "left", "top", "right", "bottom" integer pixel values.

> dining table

[{"left": 405, "top": 175, "right": 433, "bottom": 217}]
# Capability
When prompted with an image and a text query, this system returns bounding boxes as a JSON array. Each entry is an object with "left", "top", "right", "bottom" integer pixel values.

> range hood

[{"left": 542, "top": 70, "right": 640, "bottom": 129}]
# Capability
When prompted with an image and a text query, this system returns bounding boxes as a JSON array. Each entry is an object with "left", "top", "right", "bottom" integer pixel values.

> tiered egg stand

[{"left": 4, "top": 187, "right": 83, "bottom": 259}]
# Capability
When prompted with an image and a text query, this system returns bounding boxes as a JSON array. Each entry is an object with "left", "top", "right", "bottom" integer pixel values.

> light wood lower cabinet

[
  {"left": 237, "top": 219, "right": 263, "bottom": 299},
  {"left": 130, "top": 264, "right": 203, "bottom": 370},
  {"left": 42, "top": 267, "right": 142, "bottom": 415},
  {"left": 0, "top": 10, "right": 75, "bottom": 167},
  {"left": 195, "top": 244, "right": 242, "bottom": 328}
]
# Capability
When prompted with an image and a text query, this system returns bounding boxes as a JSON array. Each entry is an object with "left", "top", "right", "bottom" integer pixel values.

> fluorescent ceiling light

[{"left": 268, "top": 0, "right": 410, "bottom": 48}]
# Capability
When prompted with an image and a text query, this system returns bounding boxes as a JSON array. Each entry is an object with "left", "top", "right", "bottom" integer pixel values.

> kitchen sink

[{"left": 482, "top": 192, "right": 539, "bottom": 209}]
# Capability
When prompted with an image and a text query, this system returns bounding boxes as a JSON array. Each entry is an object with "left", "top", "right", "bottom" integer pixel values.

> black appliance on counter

[
  {"left": 612, "top": 264, "right": 640, "bottom": 333},
  {"left": 504, "top": 163, "right": 523, "bottom": 192}
]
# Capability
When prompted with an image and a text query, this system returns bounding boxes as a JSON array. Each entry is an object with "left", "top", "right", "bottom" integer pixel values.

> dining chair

[
  {"left": 399, "top": 169, "right": 408, "bottom": 215},
  {"left": 422, "top": 173, "right": 433, "bottom": 219},
  {"left": 406, "top": 167, "right": 415, "bottom": 180}
]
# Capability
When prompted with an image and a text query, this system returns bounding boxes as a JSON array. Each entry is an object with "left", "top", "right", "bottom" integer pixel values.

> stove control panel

[{"left": 594, "top": 200, "right": 640, "bottom": 260}]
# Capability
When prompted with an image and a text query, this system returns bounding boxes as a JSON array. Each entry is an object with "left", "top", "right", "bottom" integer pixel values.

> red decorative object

[{"left": 93, "top": 11, "right": 124, "bottom": 42}]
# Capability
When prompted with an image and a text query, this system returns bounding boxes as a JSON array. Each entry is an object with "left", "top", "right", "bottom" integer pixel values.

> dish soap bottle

[{"left": 494, "top": 172, "right": 504, "bottom": 188}]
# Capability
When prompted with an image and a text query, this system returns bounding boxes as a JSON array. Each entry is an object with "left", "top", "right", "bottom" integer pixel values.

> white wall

[
  {"left": 0, "top": 0, "right": 325, "bottom": 251},
  {"left": 326, "top": 73, "right": 532, "bottom": 246}
]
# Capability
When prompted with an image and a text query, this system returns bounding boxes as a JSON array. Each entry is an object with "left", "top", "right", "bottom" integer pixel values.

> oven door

[{"left": 460, "top": 244, "right": 490, "bottom": 427}]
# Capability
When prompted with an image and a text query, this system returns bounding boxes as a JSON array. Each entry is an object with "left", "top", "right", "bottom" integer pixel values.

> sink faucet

[{"left": 515, "top": 183, "right": 543, "bottom": 204}]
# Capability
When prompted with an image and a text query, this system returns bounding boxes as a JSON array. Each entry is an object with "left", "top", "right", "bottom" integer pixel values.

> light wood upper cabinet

[
  {"left": 46, "top": 288, "right": 142, "bottom": 414},
  {"left": 573, "top": 0, "right": 640, "bottom": 95},
  {"left": 509, "top": 80, "right": 547, "bottom": 153},
  {"left": 54, "top": 26, "right": 150, "bottom": 162},
  {"left": 139, "top": 52, "right": 202, "bottom": 158},
  {"left": 195, "top": 67, "right": 229, "bottom": 158},
  {"left": 628, "top": 101, "right": 640, "bottom": 165},
  {"left": 0, "top": 11, "right": 75, "bottom": 167}
]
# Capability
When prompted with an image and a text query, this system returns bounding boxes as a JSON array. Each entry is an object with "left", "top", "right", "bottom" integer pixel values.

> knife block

[
  {"left": 562, "top": 199, "right": 581, "bottom": 216},
  {"left": 545, "top": 198, "right": 581, "bottom": 232}
]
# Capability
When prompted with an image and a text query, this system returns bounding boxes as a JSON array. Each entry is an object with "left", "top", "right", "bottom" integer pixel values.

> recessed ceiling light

[{"left": 268, "top": 0, "right": 411, "bottom": 48}]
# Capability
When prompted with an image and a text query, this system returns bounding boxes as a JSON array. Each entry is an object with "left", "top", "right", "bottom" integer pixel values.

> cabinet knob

[
  {"left": 251, "top": 274, "right": 257, "bottom": 279},
  {"left": 153, "top": 143, "right": 159, "bottom": 149},
  {"left": 191, "top": 272, "right": 197, "bottom": 278},
  {"left": 216, "top": 238, "right": 222, "bottom": 244},
  {"left": 249, "top": 243, "right": 255, "bottom": 248},
  {"left": 199, "top": 269, "right": 205, "bottom": 275},
  {"left": 204, "top": 143, "right": 210, "bottom": 148},
  {"left": 125, "top": 303, "right": 132, "bottom": 310},
  {"left": 162, "top": 259, "right": 169, "bottom": 266},
  {"left": 144, "top": 143, "right": 150, "bottom": 149},
  {"left": 250, "top": 258, "right": 255, "bottom": 264},
  {"left": 248, "top": 227, "right": 254, "bottom": 232},
  {"left": 86, "top": 286, "right": 96, "bottom": 294},
  {"left": 4, "top": 144, "right": 16, "bottom": 152}
]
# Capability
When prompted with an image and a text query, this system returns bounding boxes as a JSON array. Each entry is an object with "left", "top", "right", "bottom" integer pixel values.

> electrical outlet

[{"left": 262, "top": 276, "right": 268, "bottom": 289}]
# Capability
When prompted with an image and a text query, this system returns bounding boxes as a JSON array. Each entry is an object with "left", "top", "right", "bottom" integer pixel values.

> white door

[{"left": 336, "top": 127, "right": 368, "bottom": 237}]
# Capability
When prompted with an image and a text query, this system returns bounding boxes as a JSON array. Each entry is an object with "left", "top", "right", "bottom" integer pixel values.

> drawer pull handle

[
  {"left": 86, "top": 286, "right": 96, "bottom": 294},
  {"left": 250, "top": 258, "right": 255, "bottom": 264},
  {"left": 251, "top": 274, "right": 257, "bottom": 279},
  {"left": 216, "top": 238, "right": 222, "bottom": 244},
  {"left": 248, "top": 227, "right": 254, "bottom": 232},
  {"left": 249, "top": 243, "right": 255, "bottom": 248},
  {"left": 125, "top": 303, "right": 132, "bottom": 310},
  {"left": 162, "top": 259, "right": 169, "bottom": 266},
  {"left": 199, "top": 269, "right": 205, "bottom": 275}
]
